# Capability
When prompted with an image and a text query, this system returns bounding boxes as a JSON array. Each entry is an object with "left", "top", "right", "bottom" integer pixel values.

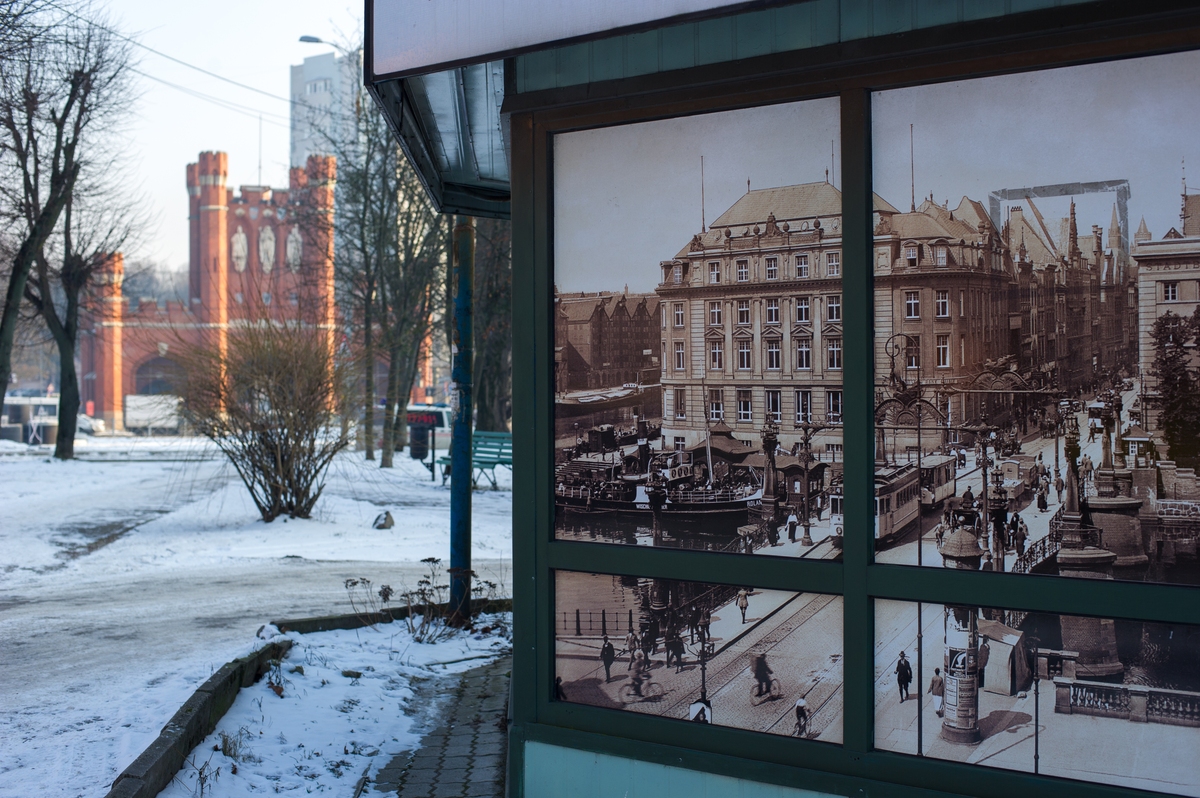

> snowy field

[
  {"left": 0, "top": 436, "right": 512, "bottom": 798},
  {"left": 159, "top": 617, "right": 511, "bottom": 797}
]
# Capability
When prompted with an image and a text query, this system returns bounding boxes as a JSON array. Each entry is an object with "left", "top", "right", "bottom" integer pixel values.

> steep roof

[
  {"left": 709, "top": 182, "right": 899, "bottom": 229},
  {"left": 1185, "top": 194, "right": 1200, "bottom": 237},
  {"left": 559, "top": 296, "right": 609, "bottom": 322},
  {"left": 890, "top": 199, "right": 980, "bottom": 242}
]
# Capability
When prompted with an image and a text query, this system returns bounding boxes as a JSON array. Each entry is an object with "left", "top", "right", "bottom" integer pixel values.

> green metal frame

[{"left": 509, "top": 4, "right": 1200, "bottom": 796}]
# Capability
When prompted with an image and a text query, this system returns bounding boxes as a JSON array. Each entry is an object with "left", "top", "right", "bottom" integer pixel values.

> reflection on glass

[
  {"left": 555, "top": 570, "right": 843, "bottom": 742},
  {"left": 871, "top": 50, "right": 1200, "bottom": 586},
  {"left": 552, "top": 98, "right": 848, "bottom": 559},
  {"left": 875, "top": 598, "right": 1200, "bottom": 795}
]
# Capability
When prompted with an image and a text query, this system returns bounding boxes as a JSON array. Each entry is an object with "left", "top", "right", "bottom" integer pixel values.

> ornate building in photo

[
  {"left": 80, "top": 151, "right": 337, "bottom": 431},
  {"left": 554, "top": 291, "right": 661, "bottom": 392},
  {"left": 1133, "top": 195, "right": 1200, "bottom": 442},
  {"left": 657, "top": 183, "right": 1136, "bottom": 457},
  {"left": 656, "top": 181, "right": 889, "bottom": 453}
]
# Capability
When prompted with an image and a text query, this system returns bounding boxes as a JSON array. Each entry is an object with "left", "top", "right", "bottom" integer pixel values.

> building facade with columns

[{"left": 81, "top": 151, "right": 337, "bottom": 430}]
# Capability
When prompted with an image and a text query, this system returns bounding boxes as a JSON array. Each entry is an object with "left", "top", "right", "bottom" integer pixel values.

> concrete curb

[
  {"left": 103, "top": 597, "right": 513, "bottom": 798},
  {"left": 104, "top": 640, "right": 292, "bottom": 798}
]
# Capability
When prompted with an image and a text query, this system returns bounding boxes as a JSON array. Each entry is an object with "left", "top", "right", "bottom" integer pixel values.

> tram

[
  {"left": 919, "top": 454, "right": 958, "bottom": 509},
  {"left": 875, "top": 462, "right": 920, "bottom": 545}
]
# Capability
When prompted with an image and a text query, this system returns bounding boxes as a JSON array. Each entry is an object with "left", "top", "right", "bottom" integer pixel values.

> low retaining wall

[
  {"left": 103, "top": 598, "right": 512, "bottom": 798},
  {"left": 105, "top": 640, "right": 292, "bottom": 798}
]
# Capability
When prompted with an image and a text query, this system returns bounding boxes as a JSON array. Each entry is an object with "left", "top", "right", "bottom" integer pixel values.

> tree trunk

[
  {"left": 363, "top": 298, "right": 375, "bottom": 460},
  {"left": 54, "top": 334, "right": 79, "bottom": 459},
  {"left": 380, "top": 343, "right": 401, "bottom": 467}
]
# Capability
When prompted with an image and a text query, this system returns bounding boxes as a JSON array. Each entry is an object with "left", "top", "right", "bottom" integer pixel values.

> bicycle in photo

[
  {"left": 750, "top": 677, "right": 782, "bottom": 705},
  {"left": 620, "top": 678, "right": 664, "bottom": 703}
]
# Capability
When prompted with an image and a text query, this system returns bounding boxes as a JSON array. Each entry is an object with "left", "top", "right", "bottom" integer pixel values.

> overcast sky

[
  {"left": 554, "top": 98, "right": 841, "bottom": 294},
  {"left": 556, "top": 49, "right": 1200, "bottom": 295},
  {"left": 104, "top": 0, "right": 359, "bottom": 271},
  {"left": 874, "top": 49, "right": 1200, "bottom": 256}
]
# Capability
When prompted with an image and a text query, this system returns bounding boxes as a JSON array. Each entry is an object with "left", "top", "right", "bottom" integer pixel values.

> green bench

[{"left": 436, "top": 430, "right": 513, "bottom": 489}]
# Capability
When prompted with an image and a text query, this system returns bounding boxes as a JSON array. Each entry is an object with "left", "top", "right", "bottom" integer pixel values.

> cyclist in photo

[
  {"left": 752, "top": 652, "right": 774, "bottom": 697},
  {"left": 794, "top": 697, "right": 808, "bottom": 734}
]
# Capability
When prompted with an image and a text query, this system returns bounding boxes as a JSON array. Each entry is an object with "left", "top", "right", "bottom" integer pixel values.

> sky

[
  {"left": 101, "top": 0, "right": 360, "bottom": 271},
  {"left": 555, "top": 98, "right": 842, "bottom": 294},
  {"left": 555, "top": 49, "right": 1200, "bottom": 295}
]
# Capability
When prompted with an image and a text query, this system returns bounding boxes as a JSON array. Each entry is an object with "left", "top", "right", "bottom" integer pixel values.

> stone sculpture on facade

[
  {"left": 231, "top": 225, "right": 248, "bottom": 273},
  {"left": 286, "top": 225, "right": 303, "bottom": 272},
  {"left": 259, "top": 225, "right": 276, "bottom": 273}
]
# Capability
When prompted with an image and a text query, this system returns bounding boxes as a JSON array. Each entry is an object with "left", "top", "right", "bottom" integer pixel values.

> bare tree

[
  {"left": 377, "top": 167, "right": 444, "bottom": 467},
  {"left": 178, "top": 322, "right": 351, "bottom": 522},
  {"left": 314, "top": 45, "right": 446, "bottom": 467},
  {"left": 473, "top": 217, "right": 511, "bottom": 432},
  {"left": 24, "top": 184, "right": 138, "bottom": 458},
  {"left": 0, "top": 6, "right": 131, "bottom": 414}
]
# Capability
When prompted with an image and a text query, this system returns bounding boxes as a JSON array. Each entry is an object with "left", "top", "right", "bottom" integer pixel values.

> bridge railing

[{"left": 1054, "top": 676, "right": 1200, "bottom": 727}]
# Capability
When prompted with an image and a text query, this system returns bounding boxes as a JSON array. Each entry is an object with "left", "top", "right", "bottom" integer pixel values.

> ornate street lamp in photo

[
  {"left": 955, "top": 419, "right": 1002, "bottom": 570},
  {"left": 792, "top": 419, "right": 828, "bottom": 547}
]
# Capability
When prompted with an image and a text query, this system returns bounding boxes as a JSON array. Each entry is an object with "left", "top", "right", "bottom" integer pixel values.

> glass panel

[
  {"left": 874, "top": 598, "right": 1200, "bottom": 796},
  {"left": 553, "top": 98, "right": 849, "bottom": 559},
  {"left": 555, "top": 570, "right": 843, "bottom": 741},
  {"left": 871, "top": 50, "right": 1200, "bottom": 586}
]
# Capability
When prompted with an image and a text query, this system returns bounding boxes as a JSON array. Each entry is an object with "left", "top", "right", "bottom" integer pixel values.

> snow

[
  {"left": 0, "top": 436, "right": 512, "bottom": 583},
  {"left": 0, "top": 436, "right": 512, "bottom": 798},
  {"left": 158, "top": 617, "right": 511, "bottom": 798}
]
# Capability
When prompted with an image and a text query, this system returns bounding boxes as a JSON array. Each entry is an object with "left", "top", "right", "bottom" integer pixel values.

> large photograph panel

[
  {"left": 553, "top": 99, "right": 855, "bottom": 560},
  {"left": 874, "top": 598, "right": 1200, "bottom": 795},
  {"left": 870, "top": 50, "right": 1200, "bottom": 586},
  {"left": 555, "top": 570, "right": 843, "bottom": 741}
]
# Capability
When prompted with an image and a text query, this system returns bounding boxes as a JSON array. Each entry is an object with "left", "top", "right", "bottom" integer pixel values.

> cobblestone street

[{"left": 556, "top": 588, "right": 843, "bottom": 740}]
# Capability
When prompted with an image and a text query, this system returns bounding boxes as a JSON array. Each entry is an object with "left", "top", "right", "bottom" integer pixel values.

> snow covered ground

[
  {"left": 159, "top": 617, "right": 511, "bottom": 798},
  {"left": 0, "top": 437, "right": 512, "bottom": 798}
]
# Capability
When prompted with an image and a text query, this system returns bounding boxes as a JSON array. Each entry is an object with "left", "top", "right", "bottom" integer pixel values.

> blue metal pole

[{"left": 450, "top": 215, "right": 475, "bottom": 622}]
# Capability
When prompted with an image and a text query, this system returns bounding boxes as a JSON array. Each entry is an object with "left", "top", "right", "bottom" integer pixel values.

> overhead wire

[{"left": 130, "top": 68, "right": 291, "bottom": 128}]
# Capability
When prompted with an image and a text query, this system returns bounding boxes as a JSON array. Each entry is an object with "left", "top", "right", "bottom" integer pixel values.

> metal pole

[
  {"left": 917, "top": 600, "right": 923, "bottom": 756},
  {"left": 449, "top": 215, "right": 475, "bottom": 622}
]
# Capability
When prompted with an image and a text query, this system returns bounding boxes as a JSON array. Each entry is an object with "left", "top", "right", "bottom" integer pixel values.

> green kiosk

[{"left": 365, "top": 2, "right": 1200, "bottom": 796}]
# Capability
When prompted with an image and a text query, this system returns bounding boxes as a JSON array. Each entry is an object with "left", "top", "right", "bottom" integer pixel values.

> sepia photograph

[
  {"left": 553, "top": 99, "right": 853, "bottom": 560},
  {"left": 555, "top": 570, "right": 843, "bottom": 741},
  {"left": 874, "top": 598, "right": 1200, "bottom": 795},
  {"left": 868, "top": 50, "right": 1200, "bottom": 587}
]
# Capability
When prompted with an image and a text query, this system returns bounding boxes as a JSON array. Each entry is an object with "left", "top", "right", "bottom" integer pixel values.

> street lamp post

[
  {"left": 1029, "top": 634, "right": 1041, "bottom": 774},
  {"left": 793, "top": 420, "right": 827, "bottom": 547}
]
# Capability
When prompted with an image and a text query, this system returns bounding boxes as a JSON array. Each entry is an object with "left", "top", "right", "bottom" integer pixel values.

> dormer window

[
  {"left": 906, "top": 245, "right": 918, "bottom": 267},
  {"left": 936, "top": 245, "right": 948, "bottom": 266},
  {"left": 673, "top": 263, "right": 682, "bottom": 284}
]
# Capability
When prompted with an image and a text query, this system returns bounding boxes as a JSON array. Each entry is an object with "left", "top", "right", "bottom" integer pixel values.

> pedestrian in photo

[
  {"left": 700, "top": 608, "right": 712, "bottom": 642},
  {"left": 647, "top": 617, "right": 660, "bottom": 655},
  {"left": 671, "top": 633, "right": 686, "bottom": 673},
  {"left": 929, "top": 668, "right": 945, "bottom": 717},
  {"left": 981, "top": 553, "right": 994, "bottom": 572},
  {"left": 1015, "top": 519, "right": 1027, "bottom": 556},
  {"left": 600, "top": 635, "right": 616, "bottom": 682},
  {"left": 688, "top": 605, "right": 700, "bottom": 644},
  {"left": 895, "top": 651, "right": 913, "bottom": 702},
  {"left": 787, "top": 509, "right": 799, "bottom": 543},
  {"left": 1054, "top": 472, "right": 1064, "bottom": 503},
  {"left": 962, "top": 485, "right": 975, "bottom": 509},
  {"left": 1037, "top": 486, "right": 1048, "bottom": 512},
  {"left": 737, "top": 588, "right": 750, "bottom": 624},
  {"left": 555, "top": 676, "right": 567, "bottom": 701},
  {"left": 625, "top": 629, "right": 640, "bottom": 670},
  {"left": 978, "top": 636, "right": 991, "bottom": 690}
]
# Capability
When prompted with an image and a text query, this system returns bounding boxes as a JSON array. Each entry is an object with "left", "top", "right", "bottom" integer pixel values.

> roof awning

[{"left": 365, "top": 0, "right": 749, "bottom": 218}]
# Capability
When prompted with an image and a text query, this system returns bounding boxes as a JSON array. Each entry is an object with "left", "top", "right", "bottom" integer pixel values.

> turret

[
  {"left": 191, "top": 151, "right": 229, "bottom": 353},
  {"left": 93, "top": 253, "right": 125, "bottom": 431}
]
